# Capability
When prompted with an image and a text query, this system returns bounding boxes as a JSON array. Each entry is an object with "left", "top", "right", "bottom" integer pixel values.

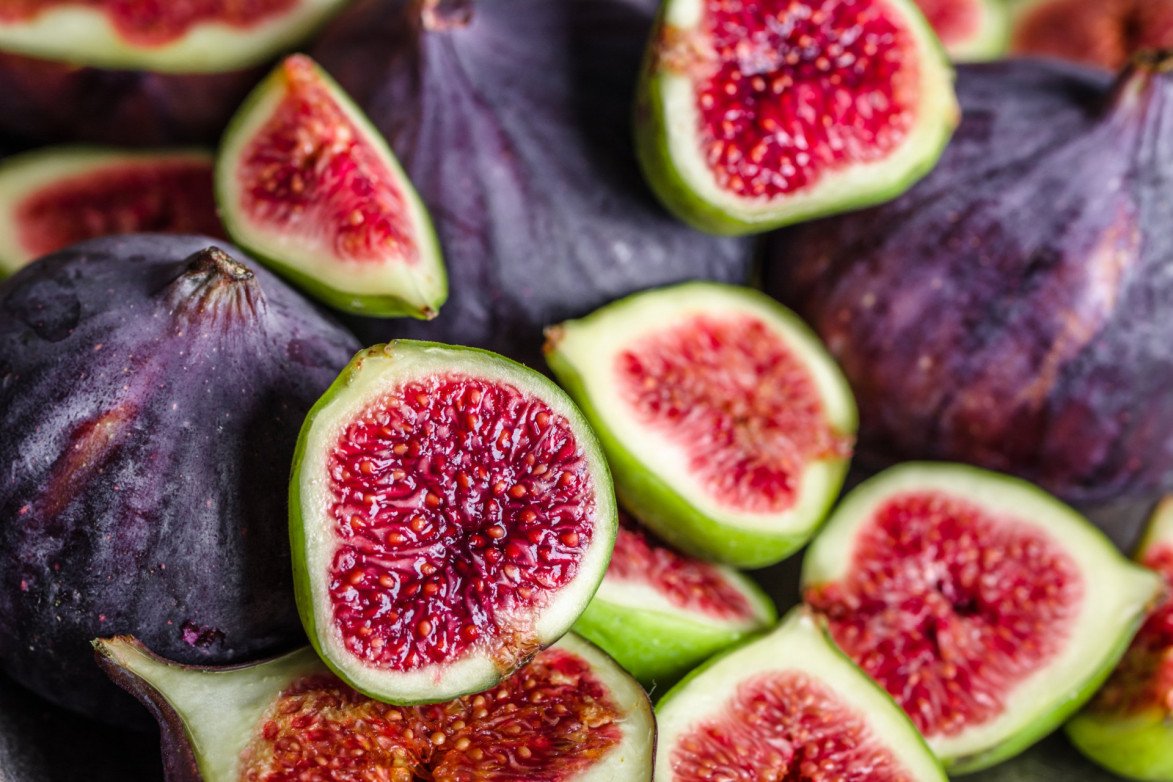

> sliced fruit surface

[
  {"left": 545, "top": 282, "right": 856, "bottom": 568},
  {"left": 291, "top": 340, "right": 617, "bottom": 705},
  {"left": 1010, "top": 0, "right": 1173, "bottom": 71},
  {"left": 635, "top": 0, "right": 958, "bottom": 235},
  {"left": 655, "top": 608, "right": 946, "bottom": 781},
  {"left": 914, "top": 0, "right": 1008, "bottom": 61},
  {"left": 0, "top": 147, "right": 223, "bottom": 276},
  {"left": 1066, "top": 497, "right": 1173, "bottom": 781},
  {"left": 573, "top": 513, "right": 775, "bottom": 688},
  {"left": 218, "top": 54, "right": 446, "bottom": 318},
  {"left": 0, "top": 0, "right": 348, "bottom": 72},
  {"left": 95, "top": 632, "right": 654, "bottom": 781},
  {"left": 802, "top": 463, "right": 1163, "bottom": 773}
]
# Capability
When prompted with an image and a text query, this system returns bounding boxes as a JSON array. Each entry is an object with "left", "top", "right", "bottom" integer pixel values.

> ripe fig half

[
  {"left": 1010, "top": 0, "right": 1173, "bottom": 71},
  {"left": 1066, "top": 497, "right": 1173, "bottom": 781},
  {"left": 95, "top": 632, "right": 654, "bottom": 781},
  {"left": 545, "top": 282, "right": 856, "bottom": 568},
  {"left": 0, "top": 147, "right": 223, "bottom": 276},
  {"left": 290, "top": 340, "right": 618, "bottom": 705},
  {"left": 802, "top": 463, "right": 1163, "bottom": 773},
  {"left": 573, "top": 514, "right": 776, "bottom": 690},
  {"left": 218, "top": 55, "right": 446, "bottom": 319},
  {"left": 0, "top": 0, "right": 348, "bottom": 72},
  {"left": 635, "top": 0, "right": 959, "bottom": 235},
  {"left": 655, "top": 607, "right": 946, "bottom": 781},
  {"left": 915, "top": 0, "right": 1009, "bottom": 61}
]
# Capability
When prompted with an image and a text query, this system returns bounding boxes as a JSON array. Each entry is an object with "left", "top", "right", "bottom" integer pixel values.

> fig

[
  {"left": 0, "top": 0, "right": 349, "bottom": 145},
  {"left": 915, "top": 0, "right": 1009, "bottom": 61},
  {"left": 655, "top": 607, "right": 946, "bottom": 781},
  {"left": 573, "top": 514, "right": 776, "bottom": 689},
  {"left": 309, "top": 0, "right": 755, "bottom": 366},
  {"left": 95, "top": 632, "right": 655, "bottom": 781},
  {"left": 290, "top": 340, "right": 618, "bottom": 704},
  {"left": 1010, "top": 0, "right": 1173, "bottom": 72},
  {"left": 802, "top": 463, "right": 1163, "bottom": 772},
  {"left": 0, "top": 234, "right": 360, "bottom": 723},
  {"left": 1066, "top": 497, "right": 1173, "bottom": 781},
  {"left": 544, "top": 282, "right": 856, "bottom": 568},
  {"left": 767, "top": 55, "right": 1173, "bottom": 502},
  {"left": 633, "top": 0, "right": 959, "bottom": 235},
  {"left": 0, "top": 147, "right": 223, "bottom": 276},
  {"left": 218, "top": 55, "right": 446, "bottom": 319}
]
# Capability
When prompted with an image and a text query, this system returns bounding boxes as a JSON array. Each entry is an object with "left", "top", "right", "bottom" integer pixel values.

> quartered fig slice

[
  {"left": 802, "top": 463, "right": 1163, "bottom": 773},
  {"left": 218, "top": 55, "right": 446, "bottom": 319},
  {"left": 914, "top": 0, "right": 1009, "bottom": 61},
  {"left": 0, "top": 0, "right": 348, "bottom": 72},
  {"left": 1066, "top": 498, "right": 1173, "bottom": 781},
  {"left": 573, "top": 514, "right": 776, "bottom": 689},
  {"left": 545, "top": 282, "right": 856, "bottom": 568},
  {"left": 635, "top": 0, "right": 959, "bottom": 235},
  {"left": 290, "top": 340, "right": 617, "bottom": 705},
  {"left": 0, "top": 147, "right": 223, "bottom": 276},
  {"left": 655, "top": 608, "right": 946, "bottom": 781},
  {"left": 1010, "top": 0, "right": 1173, "bottom": 71},
  {"left": 95, "top": 632, "right": 654, "bottom": 781}
]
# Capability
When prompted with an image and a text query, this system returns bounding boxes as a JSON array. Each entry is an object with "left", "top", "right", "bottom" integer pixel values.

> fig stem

[
  {"left": 1110, "top": 50, "right": 1173, "bottom": 112},
  {"left": 167, "top": 247, "right": 263, "bottom": 323}
]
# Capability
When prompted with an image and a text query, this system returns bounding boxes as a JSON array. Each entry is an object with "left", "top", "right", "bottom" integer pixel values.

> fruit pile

[{"left": 2, "top": 0, "right": 1173, "bottom": 780}]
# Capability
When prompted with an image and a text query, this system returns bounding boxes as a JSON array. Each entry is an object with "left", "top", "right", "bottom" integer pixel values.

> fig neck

[
  {"left": 1106, "top": 50, "right": 1173, "bottom": 116},
  {"left": 421, "top": 0, "right": 473, "bottom": 30},
  {"left": 165, "top": 247, "right": 266, "bottom": 328}
]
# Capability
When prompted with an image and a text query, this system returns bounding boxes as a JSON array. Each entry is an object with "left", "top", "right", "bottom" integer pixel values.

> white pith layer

[
  {"left": 657, "top": 0, "right": 957, "bottom": 226},
  {"left": 552, "top": 283, "right": 855, "bottom": 535},
  {"left": 655, "top": 611, "right": 945, "bottom": 781},
  {"left": 0, "top": 147, "right": 214, "bottom": 275},
  {"left": 803, "top": 463, "right": 1163, "bottom": 763},
  {"left": 0, "top": 0, "right": 347, "bottom": 72},
  {"left": 297, "top": 343, "right": 616, "bottom": 703},
  {"left": 593, "top": 565, "right": 770, "bottom": 632},
  {"left": 218, "top": 61, "right": 444, "bottom": 313}
]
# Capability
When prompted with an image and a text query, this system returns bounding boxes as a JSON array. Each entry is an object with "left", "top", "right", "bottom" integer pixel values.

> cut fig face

[
  {"left": 1066, "top": 497, "right": 1173, "bottom": 781},
  {"left": 635, "top": 0, "right": 959, "bottom": 235},
  {"left": 656, "top": 608, "right": 946, "bottom": 781},
  {"left": 0, "top": 0, "right": 348, "bottom": 72},
  {"left": 291, "top": 340, "right": 617, "bottom": 705},
  {"left": 0, "top": 147, "right": 223, "bottom": 276},
  {"left": 802, "top": 463, "right": 1163, "bottom": 773},
  {"left": 574, "top": 514, "right": 776, "bottom": 689},
  {"left": 914, "top": 0, "right": 1009, "bottom": 61},
  {"left": 545, "top": 282, "right": 856, "bottom": 568},
  {"left": 95, "top": 632, "right": 654, "bottom": 781},
  {"left": 218, "top": 55, "right": 446, "bottom": 319},
  {"left": 1011, "top": 0, "right": 1173, "bottom": 71}
]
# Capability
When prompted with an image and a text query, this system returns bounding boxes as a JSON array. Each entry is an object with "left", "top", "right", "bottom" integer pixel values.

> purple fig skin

[
  {"left": 0, "top": 235, "right": 359, "bottom": 725},
  {"left": 310, "top": 0, "right": 754, "bottom": 366},
  {"left": 766, "top": 56, "right": 1173, "bottom": 502}
]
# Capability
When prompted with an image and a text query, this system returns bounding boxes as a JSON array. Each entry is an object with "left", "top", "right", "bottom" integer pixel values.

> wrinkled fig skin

[
  {"left": 0, "top": 235, "right": 360, "bottom": 724},
  {"left": 311, "top": 0, "right": 754, "bottom": 366},
  {"left": 0, "top": 52, "right": 263, "bottom": 145},
  {"left": 767, "top": 58, "right": 1173, "bottom": 502}
]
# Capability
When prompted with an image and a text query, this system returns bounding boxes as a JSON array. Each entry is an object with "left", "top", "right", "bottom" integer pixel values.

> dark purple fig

[
  {"left": 310, "top": 0, "right": 755, "bottom": 366},
  {"left": 0, "top": 234, "right": 360, "bottom": 724},
  {"left": 766, "top": 56, "right": 1173, "bottom": 502},
  {"left": 1010, "top": 0, "right": 1173, "bottom": 72},
  {"left": 0, "top": 0, "right": 349, "bottom": 145}
]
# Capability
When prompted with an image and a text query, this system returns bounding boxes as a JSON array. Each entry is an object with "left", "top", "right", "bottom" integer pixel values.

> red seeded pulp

[
  {"left": 806, "top": 492, "right": 1083, "bottom": 737},
  {"left": 327, "top": 376, "right": 596, "bottom": 671}
]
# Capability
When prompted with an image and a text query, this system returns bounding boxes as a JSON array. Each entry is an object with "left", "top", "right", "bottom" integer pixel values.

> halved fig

[
  {"left": 1010, "top": 0, "right": 1173, "bottom": 71},
  {"left": 635, "top": 0, "right": 959, "bottom": 235},
  {"left": 1066, "top": 498, "right": 1173, "bottom": 781},
  {"left": 573, "top": 514, "right": 776, "bottom": 689},
  {"left": 0, "top": 0, "right": 348, "bottom": 73},
  {"left": 655, "top": 607, "right": 946, "bottom": 781},
  {"left": 915, "top": 0, "right": 1009, "bottom": 61},
  {"left": 290, "top": 340, "right": 617, "bottom": 705},
  {"left": 218, "top": 55, "right": 446, "bottom": 319},
  {"left": 802, "top": 463, "right": 1163, "bottom": 772},
  {"left": 95, "top": 632, "right": 654, "bottom": 781},
  {"left": 0, "top": 147, "right": 223, "bottom": 276},
  {"left": 544, "top": 282, "right": 856, "bottom": 568}
]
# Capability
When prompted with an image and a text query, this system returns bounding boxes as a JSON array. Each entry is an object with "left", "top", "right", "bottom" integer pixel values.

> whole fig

[
  {"left": 767, "top": 55, "right": 1173, "bottom": 501},
  {"left": 0, "top": 235, "right": 359, "bottom": 723}
]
